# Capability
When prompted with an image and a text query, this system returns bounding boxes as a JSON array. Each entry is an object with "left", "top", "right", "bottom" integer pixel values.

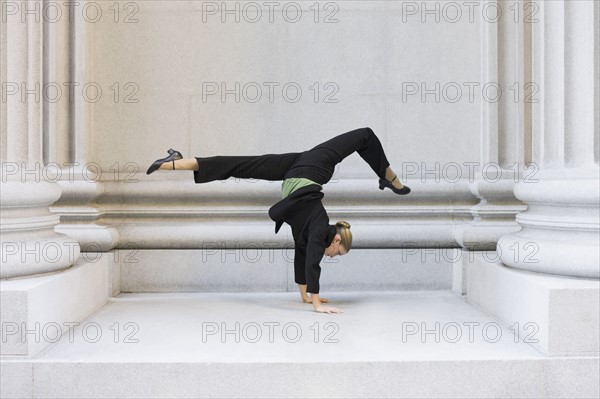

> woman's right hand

[
  {"left": 303, "top": 296, "right": 329, "bottom": 304},
  {"left": 315, "top": 305, "right": 343, "bottom": 314}
]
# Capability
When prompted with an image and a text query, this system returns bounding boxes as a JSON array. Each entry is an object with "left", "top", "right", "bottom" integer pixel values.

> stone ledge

[
  {"left": 466, "top": 252, "right": 600, "bottom": 356},
  {"left": 0, "top": 254, "right": 111, "bottom": 357},
  {"left": 1, "top": 291, "right": 598, "bottom": 398},
  {"left": 0, "top": 359, "right": 596, "bottom": 399}
]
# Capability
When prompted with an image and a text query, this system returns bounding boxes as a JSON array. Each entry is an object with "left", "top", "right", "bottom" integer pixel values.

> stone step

[{"left": 2, "top": 291, "right": 598, "bottom": 398}]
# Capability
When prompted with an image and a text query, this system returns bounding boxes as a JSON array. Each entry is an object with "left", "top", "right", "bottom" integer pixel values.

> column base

[
  {"left": 0, "top": 253, "right": 113, "bottom": 357},
  {"left": 497, "top": 176, "right": 600, "bottom": 278},
  {"left": 466, "top": 251, "right": 599, "bottom": 356}
]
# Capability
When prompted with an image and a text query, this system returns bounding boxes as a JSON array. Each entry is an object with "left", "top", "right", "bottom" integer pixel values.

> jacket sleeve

[
  {"left": 305, "top": 225, "right": 328, "bottom": 294},
  {"left": 293, "top": 245, "right": 307, "bottom": 285}
]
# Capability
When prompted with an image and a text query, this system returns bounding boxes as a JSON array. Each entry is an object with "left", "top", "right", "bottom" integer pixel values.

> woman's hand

[
  {"left": 314, "top": 305, "right": 343, "bottom": 314},
  {"left": 299, "top": 284, "right": 329, "bottom": 303},
  {"left": 310, "top": 293, "right": 341, "bottom": 313},
  {"left": 302, "top": 296, "right": 329, "bottom": 303}
]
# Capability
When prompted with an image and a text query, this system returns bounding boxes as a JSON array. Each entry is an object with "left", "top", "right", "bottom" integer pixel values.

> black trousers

[{"left": 193, "top": 127, "right": 391, "bottom": 185}]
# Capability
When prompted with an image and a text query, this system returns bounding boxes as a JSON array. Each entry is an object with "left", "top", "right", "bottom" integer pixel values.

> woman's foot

[
  {"left": 379, "top": 173, "right": 411, "bottom": 195},
  {"left": 390, "top": 175, "right": 404, "bottom": 190},
  {"left": 146, "top": 148, "right": 183, "bottom": 174}
]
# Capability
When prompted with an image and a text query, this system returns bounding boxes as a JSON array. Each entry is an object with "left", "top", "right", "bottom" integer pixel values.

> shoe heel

[
  {"left": 167, "top": 148, "right": 183, "bottom": 159},
  {"left": 378, "top": 179, "right": 386, "bottom": 190}
]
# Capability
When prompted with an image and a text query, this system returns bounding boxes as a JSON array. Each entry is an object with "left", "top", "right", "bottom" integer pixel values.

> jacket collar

[
  {"left": 268, "top": 184, "right": 324, "bottom": 234},
  {"left": 326, "top": 224, "right": 337, "bottom": 247}
]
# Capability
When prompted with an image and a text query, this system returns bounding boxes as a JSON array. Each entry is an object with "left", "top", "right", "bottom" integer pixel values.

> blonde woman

[{"left": 147, "top": 127, "right": 410, "bottom": 313}]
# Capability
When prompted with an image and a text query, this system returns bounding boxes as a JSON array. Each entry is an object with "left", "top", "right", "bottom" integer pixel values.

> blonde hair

[{"left": 335, "top": 220, "right": 353, "bottom": 251}]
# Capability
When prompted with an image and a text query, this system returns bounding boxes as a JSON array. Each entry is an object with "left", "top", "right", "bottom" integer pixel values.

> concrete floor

[
  {"left": 4, "top": 291, "right": 598, "bottom": 398},
  {"left": 35, "top": 290, "right": 542, "bottom": 362}
]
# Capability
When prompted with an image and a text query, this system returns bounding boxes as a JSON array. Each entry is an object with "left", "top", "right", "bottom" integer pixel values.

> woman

[{"left": 146, "top": 127, "right": 410, "bottom": 314}]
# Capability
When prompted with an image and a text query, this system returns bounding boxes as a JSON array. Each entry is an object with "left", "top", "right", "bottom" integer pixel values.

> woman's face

[{"left": 324, "top": 234, "right": 348, "bottom": 258}]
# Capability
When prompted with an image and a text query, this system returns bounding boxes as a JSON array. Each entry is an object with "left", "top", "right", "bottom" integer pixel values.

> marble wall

[
  {"left": 88, "top": 1, "right": 483, "bottom": 178},
  {"left": 53, "top": 0, "right": 524, "bottom": 252},
  {"left": 1, "top": 0, "right": 550, "bottom": 261}
]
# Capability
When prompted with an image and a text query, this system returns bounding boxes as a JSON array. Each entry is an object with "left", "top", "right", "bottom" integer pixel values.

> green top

[{"left": 281, "top": 178, "right": 322, "bottom": 199}]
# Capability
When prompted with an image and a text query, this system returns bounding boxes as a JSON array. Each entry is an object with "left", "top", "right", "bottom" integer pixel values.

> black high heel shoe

[
  {"left": 146, "top": 148, "right": 183, "bottom": 175},
  {"left": 379, "top": 174, "right": 411, "bottom": 195}
]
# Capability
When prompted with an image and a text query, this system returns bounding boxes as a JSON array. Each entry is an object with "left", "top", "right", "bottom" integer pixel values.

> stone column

[
  {"left": 454, "top": 0, "right": 532, "bottom": 251},
  {"left": 452, "top": 0, "right": 530, "bottom": 294},
  {"left": 497, "top": 0, "right": 599, "bottom": 278},
  {"left": 46, "top": 4, "right": 119, "bottom": 253},
  {"left": 1, "top": 0, "right": 80, "bottom": 279}
]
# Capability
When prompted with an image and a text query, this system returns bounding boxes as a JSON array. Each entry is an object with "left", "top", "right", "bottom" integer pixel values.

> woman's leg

[
  {"left": 158, "top": 159, "right": 198, "bottom": 170},
  {"left": 188, "top": 153, "right": 301, "bottom": 183},
  {"left": 158, "top": 128, "right": 404, "bottom": 187},
  {"left": 288, "top": 127, "right": 405, "bottom": 188},
  {"left": 332, "top": 127, "right": 404, "bottom": 189}
]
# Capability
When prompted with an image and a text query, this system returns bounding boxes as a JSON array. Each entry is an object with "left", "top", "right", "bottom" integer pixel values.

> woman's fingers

[
  {"left": 304, "top": 297, "right": 330, "bottom": 303},
  {"left": 316, "top": 305, "right": 343, "bottom": 314}
]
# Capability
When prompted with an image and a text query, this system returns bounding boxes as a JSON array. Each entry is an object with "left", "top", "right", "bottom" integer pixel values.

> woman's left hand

[{"left": 303, "top": 296, "right": 329, "bottom": 303}]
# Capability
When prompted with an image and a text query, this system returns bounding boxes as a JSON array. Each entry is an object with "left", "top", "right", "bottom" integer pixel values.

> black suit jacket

[{"left": 268, "top": 184, "right": 336, "bottom": 294}]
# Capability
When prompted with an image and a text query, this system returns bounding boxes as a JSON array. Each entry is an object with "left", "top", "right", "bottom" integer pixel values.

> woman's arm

[
  {"left": 299, "top": 284, "right": 310, "bottom": 302},
  {"left": 304, "top": 228, "right": 343, "bottom": 313},
  {"left": 298, "top": 284, "right": 329, "bottom": 303}
]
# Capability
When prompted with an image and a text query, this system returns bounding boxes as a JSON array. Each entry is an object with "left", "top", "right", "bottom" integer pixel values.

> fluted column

[
  {"left": 46, "top": 2, "right": 119, "bottom": 252},
  {"left": 1, "top": 0, "right": 80, "bottom": 279},
  {"left": 497, "top": 0, "right": 599, "bottom": 278},
  {"left": 453, "top": 0, "right": 528, "bottom": 251}
]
